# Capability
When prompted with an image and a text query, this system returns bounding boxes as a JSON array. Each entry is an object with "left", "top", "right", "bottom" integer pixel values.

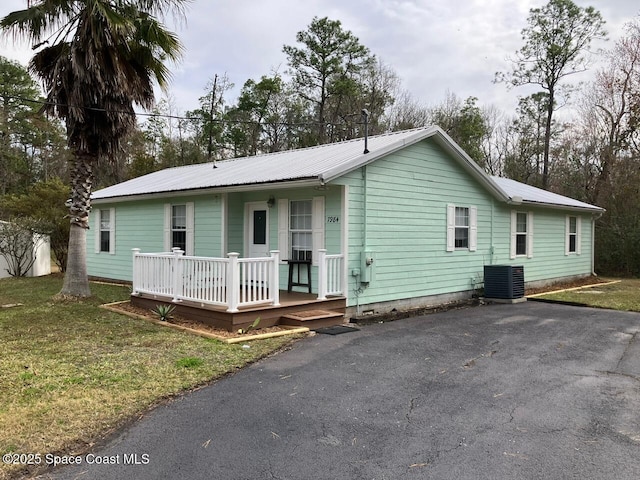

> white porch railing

[
  {"left": 132, "top": 248, "right": 280, "bottom": 313},
  {"left": 317, "top": 249, "right": 344, "bottom": 300},
  {"left": 132, "top": 248, "right": 344, "bottom": 311}
]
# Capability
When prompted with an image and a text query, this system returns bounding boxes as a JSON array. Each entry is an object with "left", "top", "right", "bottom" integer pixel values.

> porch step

[{"left": 279, "top": 309, "right": 345, "bottom": 330}]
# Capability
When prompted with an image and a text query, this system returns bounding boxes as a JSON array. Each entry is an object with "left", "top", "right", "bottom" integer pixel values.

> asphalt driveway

[{"left": 39, "top": 301, "right": 640, "bottom": 479}]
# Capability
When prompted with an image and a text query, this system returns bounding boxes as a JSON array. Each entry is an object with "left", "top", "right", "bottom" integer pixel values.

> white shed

[{"left": 0, "top": 221, "right": 51, "bottom": 278}]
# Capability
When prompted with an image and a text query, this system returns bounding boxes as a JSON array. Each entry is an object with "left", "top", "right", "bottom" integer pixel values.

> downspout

[
  {"left": 363, "top": 165, "right": 368, "bottom": 252},
  {"left": 354, "top": 165, "right": 368, "bottom": 316},
  {"left": 354, "top": 112, "right": 370, "bottom": 316},
  {"left": 592, "top": 217, "right": 595, "bottom": 276},
  {"left": 490, "top": 199, "right": 495, "bottom": 265},
  {"left": 592, "top": 212, "right": 603, "bottom": 276}
]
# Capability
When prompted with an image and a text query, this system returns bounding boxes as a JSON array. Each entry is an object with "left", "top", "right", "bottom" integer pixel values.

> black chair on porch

[{"left": 286, "top": 259, "right": 312, "bottom": 294}]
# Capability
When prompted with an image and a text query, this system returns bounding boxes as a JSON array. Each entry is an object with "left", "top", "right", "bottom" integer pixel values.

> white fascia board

[
  {"left": 90, "top": 178, "right": 322, "bottom": 204},
  {"left": 518, "top": 200, "right": 605, "bottom": 214}
]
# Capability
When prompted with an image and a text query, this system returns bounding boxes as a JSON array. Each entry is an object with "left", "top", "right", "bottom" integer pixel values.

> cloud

[{"left": 0, "top": 0, "right": 638, "bottom": 117}]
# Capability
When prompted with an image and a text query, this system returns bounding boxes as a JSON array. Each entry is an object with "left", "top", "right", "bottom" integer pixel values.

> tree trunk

[
  {"left": 59, "top": 153, "right": 93, "bottom": 297},
  {"left": 542, "top": 90, "right": 554, "bottom": 190},
  {"left": 60, "top": 223, "right": 91, "bottom": 296}
]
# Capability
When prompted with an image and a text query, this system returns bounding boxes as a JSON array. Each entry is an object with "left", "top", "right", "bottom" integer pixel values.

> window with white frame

[
  {"left": 510, "top": 211, "right": 533, "bottom": 259},
  {"left": 515, "top": 212, "right": 528, "bottom": 256},
  {"left": 446, "top": 204, "right": 477, "bottom": 252},
  {"left": 164, "top": 203, "right": 194, "bottom": 255},
  {"left": 171, "top": 204, "right": 187, "bottom": 252},
  {"left": 95, "top": 208, "right": 115, "bottom": 254},
  {"left": 455, "top": 207, "right": 470, "bottom": 249},
  {"left": 99, "top": 209, "right": 111, "bottom": 253},
  {"left": 566, "top": 215, "right": 581, "bottom": 255},
  {"left": 290, "top": 200, "right": 312, "bottom": 261},
  {"left": 278, "top": 197, "right": 324, "bottom": 265}
]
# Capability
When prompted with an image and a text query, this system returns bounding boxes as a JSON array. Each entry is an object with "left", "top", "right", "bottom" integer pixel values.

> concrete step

[{"left": 279, "top": 309, "right": 345, "bottom": 330}]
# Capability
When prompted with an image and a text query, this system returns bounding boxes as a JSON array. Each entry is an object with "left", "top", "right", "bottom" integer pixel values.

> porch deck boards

[{"left": 131, "top": 290, "right": 346, "bottom": 332}]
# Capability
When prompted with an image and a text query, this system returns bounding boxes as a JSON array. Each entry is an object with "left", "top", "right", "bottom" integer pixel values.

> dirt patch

[
  {"left": 107, "top": 301, "right": 298, "bottom": 339},
  {"left": 353, "top": 299, "right": 479, "bottom": 325},
  {"left": 353, "top": 277, "right": 608, "bottom": 325}
]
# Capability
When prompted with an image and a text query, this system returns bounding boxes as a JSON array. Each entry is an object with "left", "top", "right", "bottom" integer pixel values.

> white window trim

[
  {"left": 446, "top": 204, "right": 477, "bottom": 252},
  {"left": 94, "top": 208, "right": 115, "bottom": 255},
  {"left": 278, "top": 197, "right": 325, "bottom": 265},
  {"left": 565, "top": 215, "right": 582, "bottom": 256},
  {"left": 277, "top": 198, "right": 289, "bottom": 263},
  {"left": 510, "top": 210, "right": 533, "bottom": 259},
  {"left": 164, "top": 202, "right": 194, "bottom": 255}
]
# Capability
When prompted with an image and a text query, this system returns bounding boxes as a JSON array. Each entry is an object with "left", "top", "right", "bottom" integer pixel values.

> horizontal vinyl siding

[
  {"left": 492, "top": 205, "right": 594, "bottom": 283},
  {"left": 344, "top": 139, "right": 495, "bottom": 306},
  {"left": 87, "top": 201, "right": 164, "bottom": 281},
  {"left": 226, "top": 192, "right": 245, "bottom": 255},
  {"left": 87, "top": 195, "right": 223, "bottom": 281},
  {"left": 194, "top": 196, "right": 223, "bottom": 257},
  {"left": 331, "top": 138, "right": 595, "bottom": 308}
]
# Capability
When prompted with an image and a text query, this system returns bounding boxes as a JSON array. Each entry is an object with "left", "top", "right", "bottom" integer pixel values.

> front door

[{"left": 246, "top": 202, "right": 269, "bottom": 258}]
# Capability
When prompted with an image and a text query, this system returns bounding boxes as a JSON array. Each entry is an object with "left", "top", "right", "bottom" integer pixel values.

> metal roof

[
  {"left": 491, "top": 177, "right": 603, "bottom": 212},
  {"left": 91, "top": 126, "right": 603, "bottom": 213},
  {"left": 92, "top": 127, "right": 439, "bottom": 200}
]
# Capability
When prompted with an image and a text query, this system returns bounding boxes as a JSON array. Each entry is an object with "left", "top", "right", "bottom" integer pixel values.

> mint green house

[{"left": 88, "top": 127, "right": 603, "bottom": 325}]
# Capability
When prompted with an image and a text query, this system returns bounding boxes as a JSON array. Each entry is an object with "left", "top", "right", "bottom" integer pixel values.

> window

[
  {"left": 278, "top": 197, "right": 324, "bottom": 265},
  {"left": 95, "top": 208, "right": 115, "bottom": 254},
  {"left": 99, "top": 210, "right": 111, "bottom": 253},
  {"left": 171, "top": 205, "right": 187, "bottom": 252},
  {"left": 446, "top": 204, "right": 477, "bottom": 252},
  {"left": 290, "top": 200, "right": 312, "bottom": 261},
  {"left": 568, "top": 217, "right": 577, "bottom": 253},
  {"left": 510, "top": 211, "right": 533, "bottom": 259},
  {"left": 164, "top": 203, "right": 194, "bottom": 255},
  {"left": 516, "top": 212, "right": 528, "bottom": 256},
  {"left": 455, "top": 207, "right": 469, "bottom": 249},
  {"left": 566, "top": 216, "right": 581, "bottom": 255}
]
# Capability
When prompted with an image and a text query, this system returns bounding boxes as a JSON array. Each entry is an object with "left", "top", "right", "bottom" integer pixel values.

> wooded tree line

[{"left": 1, "top": 3, "right": 639, "bottom": 276}]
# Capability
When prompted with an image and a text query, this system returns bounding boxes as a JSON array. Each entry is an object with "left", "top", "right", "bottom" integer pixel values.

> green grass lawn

[
  {"left": 0, "top": 275, "right": 298, "bottom": 479},
  {"left": 532, "top": 278, "right": 640, "bottom": 312}
]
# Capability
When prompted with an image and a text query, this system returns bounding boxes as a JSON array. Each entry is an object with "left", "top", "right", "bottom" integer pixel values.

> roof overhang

[
  {"left": 516, "top": 200, "right": 605, "bottom": 214},
  {"left": 91, "top": 126, "right": 603, "bottom": 215},
  {"left": 91, "top": 178, "right": 322, "bottom": 204}
]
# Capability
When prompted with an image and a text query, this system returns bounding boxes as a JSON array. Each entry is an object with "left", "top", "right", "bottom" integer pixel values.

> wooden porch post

[
  {"left": 270, "top": 250, "right": 280, "bottom": 306},
  {"left": 131, "top": 248, "right": 141, "bottom": 295},
  {"left": 227, "top": 252, "right": 240, "bottom": 313},
  {"left": 317, "top": 249, "right": 327, "bottom": 300}
]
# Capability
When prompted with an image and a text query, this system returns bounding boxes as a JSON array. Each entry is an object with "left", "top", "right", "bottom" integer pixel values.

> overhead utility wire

[{"left": 5, "top": 94, "right": 366, "bottom": 128}]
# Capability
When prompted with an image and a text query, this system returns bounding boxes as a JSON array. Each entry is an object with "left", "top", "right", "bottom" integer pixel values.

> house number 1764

[{"left": 327, "top": 216, "right": 339, "bottom": 223}]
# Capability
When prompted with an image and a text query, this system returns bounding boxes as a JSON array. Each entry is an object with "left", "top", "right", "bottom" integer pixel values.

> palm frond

[
  {"left": 3, "top": 0, "right": 186, "bottom": 158},
  {"left": 0, "top": 0, "right": 77, "bottom": 46}
]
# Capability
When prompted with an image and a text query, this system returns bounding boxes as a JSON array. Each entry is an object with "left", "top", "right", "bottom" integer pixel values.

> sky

[{"left": 1, "top": 0, "right": 639, "bottom": 119}]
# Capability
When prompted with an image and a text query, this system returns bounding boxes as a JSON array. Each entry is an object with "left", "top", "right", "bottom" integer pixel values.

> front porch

[{"left": 131, "top": 248, "right": 347, "bottom": 331}]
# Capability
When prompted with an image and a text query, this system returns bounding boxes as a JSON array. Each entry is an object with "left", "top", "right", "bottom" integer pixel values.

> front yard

[
  {"left": 2, "top": 274, "right": 638, "bottom": 479},
  {"left": 0, "top": 275, "right": 299, "bottom": 480},
  {"left": 530, "top": 278, "right": 640, "bottom": 311}
]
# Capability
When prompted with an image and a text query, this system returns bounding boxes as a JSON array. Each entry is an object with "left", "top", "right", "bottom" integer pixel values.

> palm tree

[{"left": 1, "top": 0, "right": 186, "bottom": 296}]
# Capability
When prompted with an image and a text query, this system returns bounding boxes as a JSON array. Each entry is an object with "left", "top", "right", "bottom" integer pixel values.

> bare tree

[{"left": 0, "top": 219, "right": 47, "bottom": 277}]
